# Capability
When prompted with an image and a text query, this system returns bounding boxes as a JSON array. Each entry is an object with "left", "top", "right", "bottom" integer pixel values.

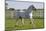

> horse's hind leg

[
  {"left": 16, "top": 18, "right": 19, "bottom": 25},
  {"left": 21, "top": 18, "right": 24, "bottom": 25}
]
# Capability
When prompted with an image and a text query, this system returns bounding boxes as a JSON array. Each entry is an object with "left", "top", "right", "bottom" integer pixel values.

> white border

[
  {"left": 0, "top": 0, "right": 5, "bottom": 31},
  {"left": 0, "top": 0, "right": 46, "bottom": 31}
]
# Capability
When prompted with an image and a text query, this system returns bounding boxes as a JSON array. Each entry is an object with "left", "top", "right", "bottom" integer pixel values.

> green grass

[
  {"left": 5, "top": 18, "right": 44, "bottom": 31},
  {"left": 34, "top": 19, "right": 44, "bottom": 28}
]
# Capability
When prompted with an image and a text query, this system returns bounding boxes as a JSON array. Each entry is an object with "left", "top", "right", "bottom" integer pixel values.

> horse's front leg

[{"left": 31, "top": 18, "right": 36, "bottom": 28}]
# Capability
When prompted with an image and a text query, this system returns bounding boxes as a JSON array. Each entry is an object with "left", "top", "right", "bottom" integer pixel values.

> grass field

[{"left": 5, "top": 18, "right": 44, "bottom": 31}]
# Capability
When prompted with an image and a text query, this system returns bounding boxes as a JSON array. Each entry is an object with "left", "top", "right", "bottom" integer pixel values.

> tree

[{"left": 8, "top": 8, "right": 15, "bottom": 11}]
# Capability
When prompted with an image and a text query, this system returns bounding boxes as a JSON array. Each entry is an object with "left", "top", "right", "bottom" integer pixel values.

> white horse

[
  {"left": 16, "top": 5, "right": 36, "bottom": 27},
  {"left": 26, "top": 5, "right": 36, "bottom": 28}
]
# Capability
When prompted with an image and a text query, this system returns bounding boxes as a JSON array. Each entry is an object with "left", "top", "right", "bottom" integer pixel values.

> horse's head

[
  {"left": 25, "top": 5, "right": 36, "bottom": 18},
  {"left": 27, "top": 5, "right": 36, "bottom": 13}
]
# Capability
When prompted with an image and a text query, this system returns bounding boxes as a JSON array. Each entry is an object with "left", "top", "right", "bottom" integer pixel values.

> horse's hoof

[{"left": 30, "top": 22, "right": 31, "bottom": 24}]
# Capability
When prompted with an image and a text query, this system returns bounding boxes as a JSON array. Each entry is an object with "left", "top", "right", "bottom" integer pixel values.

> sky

[{"left": 6, "top": 0, "right": 44, "bottom": 9}]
